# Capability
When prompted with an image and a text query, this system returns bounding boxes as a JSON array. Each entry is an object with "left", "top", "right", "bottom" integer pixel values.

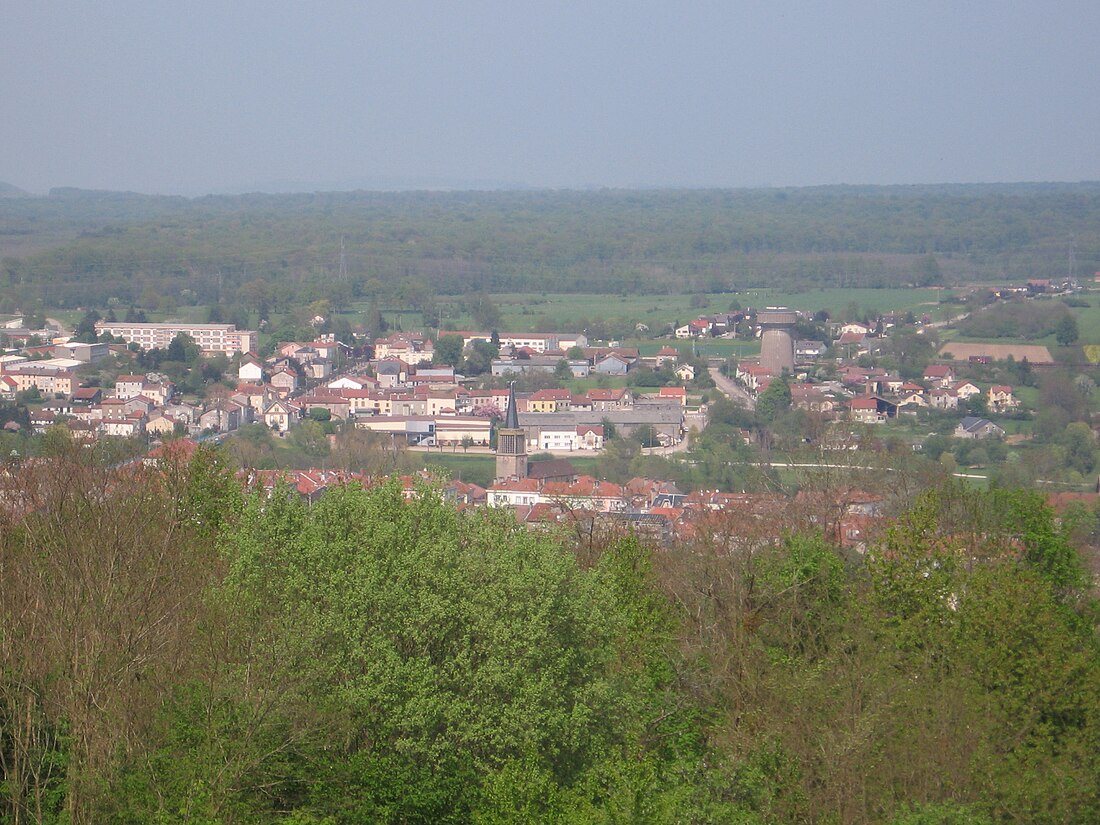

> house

[
  {"left": 923, "top": 364, "right": 956, "bottom": 388},
  {"left": 540, "top": 476, "right": 629, "bottom": 513},
  {"left": 795, "top": 340, "right": 829, "bottom": 360},
  {"left": 7, "top": 368, "right": 76, "bottom": 398},
  {"left": 954, "top": 417, "right": 1005, "bottom": 440},
  {"left": 299, "top": 392, "right": 353, "bottom": 421},
  {"left": 528, "top": 389, "right": 573, "bottom": 413},
  {"left": 898, "top": 382, "right": 925, "bottom": 396},
  {"left": 372, "top": 359, "right": 409, "bottom": 387},
  {"left": 0, "top": 375, "right": 17, "bottom": 399},
  {"left": 594, "top": 353, "right": 631, "bottom": 375},
  {"left": 849, "top": 397, "right": 886, "bottom": 424},
  {"left": 839, "top": 322, "right": 872, "bottom": 336},
  {"left": 199, "top": 402, "right": 243, "bottom": 433},
  {"left": 69, "top": 387, "right": 102, "bottom": 407},
  {"left": 262, "top": 399, "right": 296, "bottom": 433},
  {"left": 675, "top": 364, "right": 696, "bottom": 382},
  {"left": 836, "top": 331, "right": 867, "bottom": 349},
  {"left": 269, "top": 367, "right": 299, "bottom": 393},
  {"left": 897, "top": 392, "right": 928, "bottom": 409},
  {"left": 736, "top": 363, "right": 773, "bottom": 392},
  {"left": 238, "top": 355, "right": 264, "bottom": 383},
  {"left": 848, "top": 396, "right": 897, "bottom": 424},
  {"left": 687, "top": 319, "right": 712, "bottom": 337},
  {"left": 146, "top": 413, "right": 182, "bottom": 437},
  {"left": 586, "top": 388, "right": 633, "bottom": 411},
  {"left": 305, "top": 359, "right": 332, "bottom": 380},
  {"left": 952, "top": 380, "right": 982, "bottom": 400},
  {"left": 373, "top": 333, "right": 434, "bottom": 365},
  {"left": 121, "top": 395, "right": 157, "bottom": 416},
  {"left": 575, "top": 425, "right": 605, "bottom": 450},
  {"left": 654, "top": 346, "right": 680, "bottom": 366},
  {"left": 988, "top": 385, "right": 1019, "bottom": 412},
  {"left": 928, "top": 388, "right": 959, "bottom": 410},
  {"left": 140, "top": 382, "right": 172, "bottom": 406},
  {"left": 100, "top": 415, "right": 146, "bottom": 438},
  {"left": 327, "top": 374, "right": 377, "bottom": 391},
  {"left": 789, "top": 385, "right": 836, "bottom": 414},
  {"left": 162, "top": 402, "right": 202, "bottom": 425}
]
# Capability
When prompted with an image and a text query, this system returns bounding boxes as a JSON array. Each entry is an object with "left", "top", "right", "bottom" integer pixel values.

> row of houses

[{"left": 165, "top": 448, "right": 885, "bottom": 552}]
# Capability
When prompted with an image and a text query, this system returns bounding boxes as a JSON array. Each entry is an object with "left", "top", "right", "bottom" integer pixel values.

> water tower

[{"left": 757, "top": 308, "right": 797, "bottom": 375}]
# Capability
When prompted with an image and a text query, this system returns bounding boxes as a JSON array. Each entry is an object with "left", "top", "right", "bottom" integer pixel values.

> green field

[{"left": 470, "top": 288, "right": 953, "bottom": 333}]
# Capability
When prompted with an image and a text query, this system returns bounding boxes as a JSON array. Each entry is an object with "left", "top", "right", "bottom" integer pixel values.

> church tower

[{"left": 495, "top": 383, "right": 528, "bottom": 483}]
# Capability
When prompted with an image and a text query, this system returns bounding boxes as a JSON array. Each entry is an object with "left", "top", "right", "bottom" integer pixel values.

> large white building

[
  {"left": 458, "top": 331, "right": 587, "bottom": 354},
  {"left": 95, "top": 322, "right": 258, "bottom": 355}
]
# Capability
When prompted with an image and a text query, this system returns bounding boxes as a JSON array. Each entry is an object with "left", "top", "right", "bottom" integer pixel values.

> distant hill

[{"left": 0, "top": 181, "right": 30, "bottom": 198}]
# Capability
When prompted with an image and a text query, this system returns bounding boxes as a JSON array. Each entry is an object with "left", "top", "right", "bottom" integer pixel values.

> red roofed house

[
  {"left": 586, "top": 388, "right": 633, "bottom": 411},
  {"left": 923, "top": 364, "right": 956, "bottom": 388}
]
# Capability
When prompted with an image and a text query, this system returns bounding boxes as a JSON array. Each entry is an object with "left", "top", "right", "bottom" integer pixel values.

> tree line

[{"left": 3, "top": 183, "right": 1100, "bottom": 313}]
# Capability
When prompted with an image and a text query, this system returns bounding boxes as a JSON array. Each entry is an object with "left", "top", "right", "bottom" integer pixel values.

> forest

[
  {"left": 2, "top": 183, "right": 1100, "bottom": 314},
  {"left": 2, "top": 443, "right": 1098, "bottom": 825}
]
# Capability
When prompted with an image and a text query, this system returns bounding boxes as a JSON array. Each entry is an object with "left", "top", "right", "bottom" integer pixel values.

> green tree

[
  {"left": 289, "top": 420, "right": 330, "bottom": 458},
  {"left": 464, "top": 339, "right": 499, "bottom": 375},
  {"left": 755, "top": 374, "right": 792, "bottom": 422},
  {"left": 206, "top": 482, "right": 672, "bottom": 822},
  {"left": 1055, "top": 313, "right": 1079, "bottom": 346},
  {"left": 1060, "top": 421, "right": 1096, "bottom": 474},
  {"left": 166, "top": 332, "right": 200, "bottom": 365},
  {"left": 434, "top": 334, "right": 465, "bottom": 368},
  {"left": 73, "top": 309, "right": 101, "bottom": 343}
]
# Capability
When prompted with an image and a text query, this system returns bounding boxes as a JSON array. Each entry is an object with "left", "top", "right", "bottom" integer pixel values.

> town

[{"left": 2, "top": 273, "right": 1094, "bottom": 552}]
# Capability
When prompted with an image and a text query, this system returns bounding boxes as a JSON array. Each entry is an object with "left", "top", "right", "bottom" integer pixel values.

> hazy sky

[{"left": 4, "top": 1, "right": 1100, "bottom": 195}]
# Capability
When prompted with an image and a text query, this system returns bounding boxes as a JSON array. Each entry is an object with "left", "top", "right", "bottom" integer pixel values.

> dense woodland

[
  {"left": 2, "top": 444, "right": 1099, "bottom": 824},
  {"left": 2, "top": 183, "right": 1100, "bottom": 313}
]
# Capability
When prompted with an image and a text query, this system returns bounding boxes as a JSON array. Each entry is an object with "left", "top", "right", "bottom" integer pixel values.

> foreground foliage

[{"left": 1, "top": 450, "right": 1098, "bottom": 824}]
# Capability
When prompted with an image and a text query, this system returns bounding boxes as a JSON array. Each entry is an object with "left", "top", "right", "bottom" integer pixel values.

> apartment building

[{"left": 95, "top": 322, "right": 258, "bottom": 355}]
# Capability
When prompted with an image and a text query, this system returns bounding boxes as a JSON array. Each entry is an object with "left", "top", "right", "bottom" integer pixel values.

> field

[
  {"left": 466, "top": 287, "right": 954, "bottom": 333},
  {"left": 938, "top": 342, "right": 1055, "bottom": 364}
]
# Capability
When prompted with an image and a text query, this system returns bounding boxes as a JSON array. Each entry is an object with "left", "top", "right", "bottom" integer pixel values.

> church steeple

[
  {"left": 504, "top": 381, "right": 519, "bottom": 429},
  {"left": 495, "top": 382, "right": 527, "bottom": 483}
]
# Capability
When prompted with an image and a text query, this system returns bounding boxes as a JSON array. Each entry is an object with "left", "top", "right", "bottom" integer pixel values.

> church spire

[
  {"left": 504, "top": 381, "right": 519, "bottom": 429},
  {"left": 495, "top": 381, "right": 527, "bottom": 483}
]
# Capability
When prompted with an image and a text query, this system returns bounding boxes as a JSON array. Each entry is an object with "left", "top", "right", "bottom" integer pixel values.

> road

[
  {"left": 46, "top": 317, "right": 70, "bottom": 336},
  {"left": 707, "top": 364, "right": 755, "bottom": 410}
]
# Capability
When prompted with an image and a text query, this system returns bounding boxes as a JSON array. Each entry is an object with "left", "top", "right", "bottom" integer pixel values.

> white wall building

[{"left": 95, "top": 322, "right": 258, "bottom": 355}]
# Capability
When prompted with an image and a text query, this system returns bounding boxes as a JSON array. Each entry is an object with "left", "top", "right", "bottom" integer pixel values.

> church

[{"left": 494, "top": 384, "right": 578, "bottom": 486}]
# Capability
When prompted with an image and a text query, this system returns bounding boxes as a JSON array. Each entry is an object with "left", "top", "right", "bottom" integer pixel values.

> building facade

[{"left": 95, "top": 322, "right": 258, "bottom": 355}]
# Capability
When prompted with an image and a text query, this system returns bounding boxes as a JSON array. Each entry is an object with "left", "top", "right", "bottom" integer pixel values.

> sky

[{"left": 3, "top": 1, "right": 1100, "bottom": 195}]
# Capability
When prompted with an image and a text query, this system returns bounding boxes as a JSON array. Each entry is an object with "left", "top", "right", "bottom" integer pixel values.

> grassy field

[
  {"left": 473, "top": 288, "right": 953, "bottom": 332},
  {"left": 942, "top": 294, "right": 1100, "bottom": 350},
  {"left": 309, "top": 288, "right": 959, "bottom": 341},
  {"left": 71, "top": 286, "right": 954, "bottom": 343}
]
